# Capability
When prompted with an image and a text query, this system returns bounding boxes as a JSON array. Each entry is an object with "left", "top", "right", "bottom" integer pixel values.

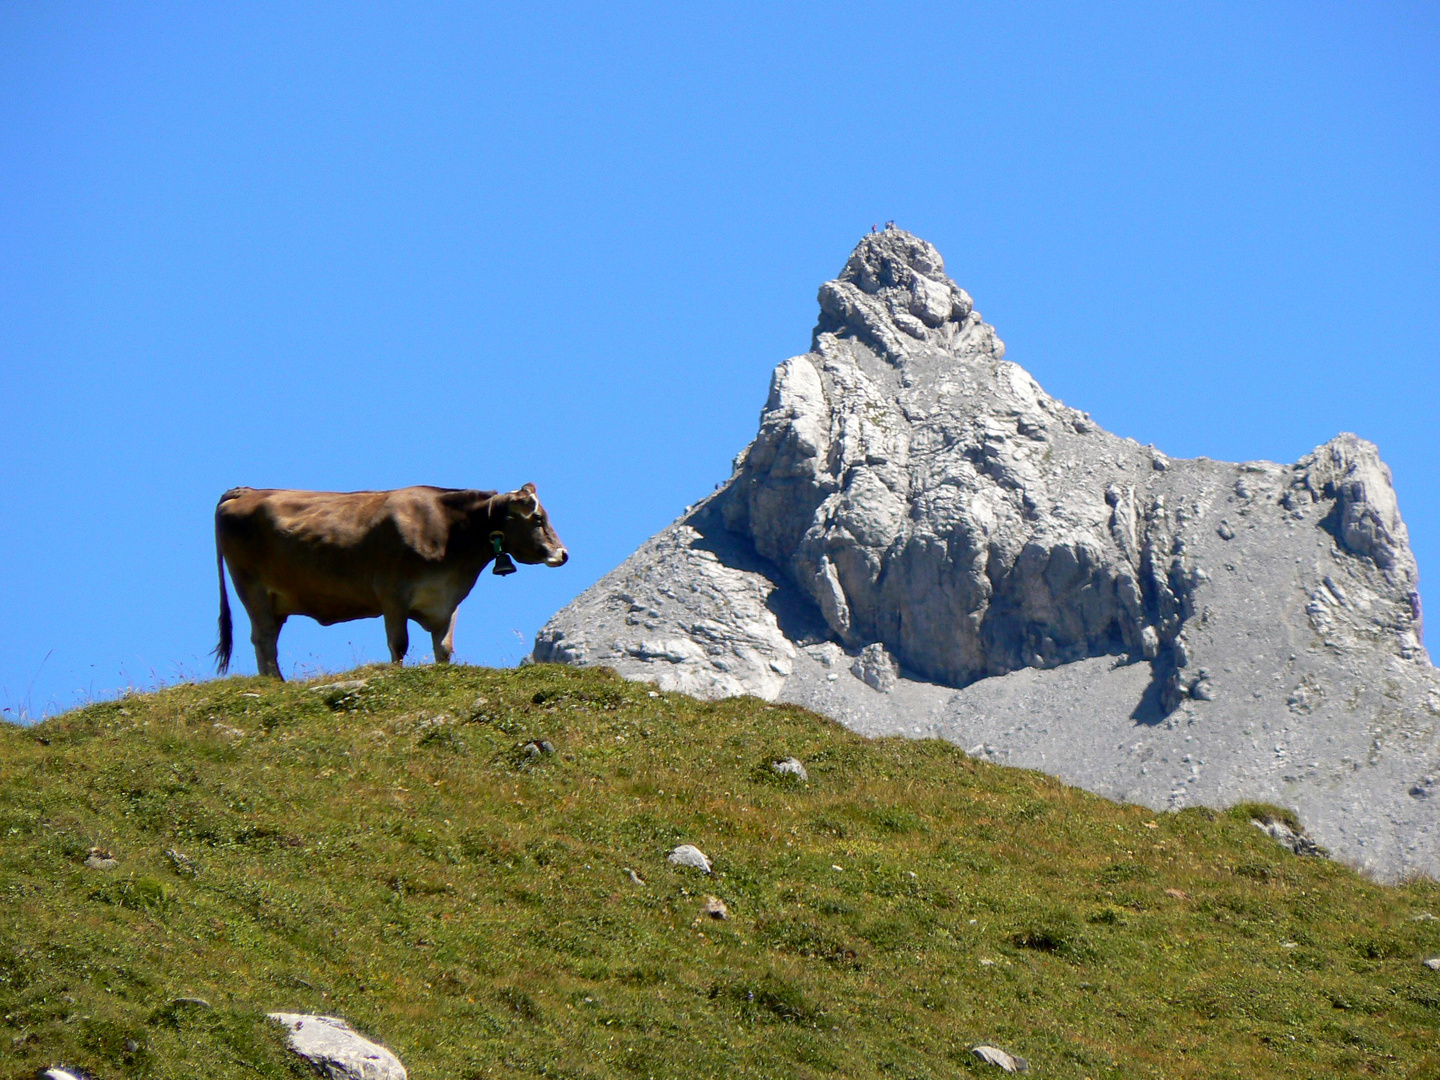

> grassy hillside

[{"left": 1, "top": 663, "right": 1437, "bottom": 1079}]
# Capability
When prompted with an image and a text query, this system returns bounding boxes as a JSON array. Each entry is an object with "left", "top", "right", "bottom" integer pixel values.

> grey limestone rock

[
  {"left": 667, "top": 844, "right": 712, "bottom": 873},
  {"left": 164, "top": 847, "right": 198, "bottom": 877},
  {"left": 772, "top": 757, "right": 809, "bottom": 781},
  {"left": 268, "top": 1013, "right": 407, "bottom": 1080},
  {"left": 851, "top": 642, "right": 899, "bottom": 693},
  {"left": 1251, "top": 815, "right": 1325, "bottom": 857},
  {"left": 535, "top": 226, "right": 1439, "bottom": 882},
  {"left": 83, "top": 847, "right": 117, "bottom": 870},
  {"left": 972, "top": 1045, "right": 1030, "bottom": 1073}
]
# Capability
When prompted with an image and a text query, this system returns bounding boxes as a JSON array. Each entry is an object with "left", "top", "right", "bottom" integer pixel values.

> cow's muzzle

[{"left": 546, "top": 549, "right": 569, "bottom": 567}]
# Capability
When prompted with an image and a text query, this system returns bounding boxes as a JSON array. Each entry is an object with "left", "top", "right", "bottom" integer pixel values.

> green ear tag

[{"left": 490, "top": 533, "right": 517, "bottom": 577}]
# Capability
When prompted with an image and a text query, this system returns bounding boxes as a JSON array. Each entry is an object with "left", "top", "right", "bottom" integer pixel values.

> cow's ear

[{"left": 510, "top": 486, "right": 539, "bottom": 517}]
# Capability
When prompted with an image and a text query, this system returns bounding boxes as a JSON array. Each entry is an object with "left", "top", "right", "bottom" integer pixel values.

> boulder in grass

[
  {"left": 268, "top": 1013, "right": 407, "bottom": 1080},
  {"left": 771, "top": 757, "right": 808, "bottom": 781},
  {"left": 1250, "top": 815, "right": 1325, "bottom": 857},
  {"left": 972, "top": 1045, "right": 1030, "bottom": 1073},
  {"left": 667, "top": 844, "right": 712, "bottom": 873}
]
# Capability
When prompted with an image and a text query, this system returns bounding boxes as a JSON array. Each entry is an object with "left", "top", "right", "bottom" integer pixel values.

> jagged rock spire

[{"left": 814, "top": 228, "right": 978, "bottom": 361}]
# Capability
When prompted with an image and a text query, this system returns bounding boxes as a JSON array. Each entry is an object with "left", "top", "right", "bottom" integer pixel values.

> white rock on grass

[
  {"left": 1424, "top": 957, "right": 1440, "bottom": 971},
  {"left": 268, "top": 1013, "right": 407, "bottom": 1080},
  {"left": 771, "top": 757, "right": 808, "bottom": 781},
  {"left": 83, "top": 847, "right": 117, "bottom": 870},
  {"left": 42, "top": 1070, "right": 85, "bottom": 1080},
  {"left": 667, "top": 844, "right": 712, "bottom": 873},
  {"left": 309, "top": 679, "right": 368, "bottom": 694},
  {"left": 1250, "top": 816, "right": 1324, "bottom": 857},
  {"left": 972, "top": 1045, "right": 1030, "bottom": 1073}
]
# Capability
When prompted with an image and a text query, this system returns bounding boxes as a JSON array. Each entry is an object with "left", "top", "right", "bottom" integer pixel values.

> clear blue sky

[{"left": 2, "top": 3, "right": 1436, "bottom": 719}]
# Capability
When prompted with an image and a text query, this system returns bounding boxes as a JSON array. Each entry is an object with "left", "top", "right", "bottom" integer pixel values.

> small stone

[
  {"left": 1251, "top": 816, "right": 1324, "bottom": 857},
  {"left": 309, "top": 679, "right": 368, "bottom": 694},
  {"left": 410, "top": 712, "right": 455, "bottom": 734},
  {"left": 771, "top": 757, "right": 808, "bottom": 781},
  {"left": 311, "top": 680, "right": 369, "bottom": 710},
  {"left": 1151, "top": 453, "right": 1169, "bottom": 471},
  {"left": 164, "top": 848, "right": 198, "bottom": 877},
  {"left": 1165, "top": 888, "right": 1189, "bottom": 900},
  {"left": 268, "top": 1013, "right": 407, "bottom": 1080},
  {"left": 1424, "top": 957, "right": 1440, "bottom": 971},
  {"left": 624, "top": 868, "right": 646, "bottom": 886},
  {"left": 850, "top": 642, "right": 899, "bottom": 693},
  {"left": 42, "top": 1070, "right": 84, "bottom": 1080},
  {"left": 1217, "top": 521, "right": 1235, "bottom": 541},
  {"left": 84, "top": 848, "right": 117, "bottom": 870},
  {"left": 1189, "top": 679, "right": 1215, "bottom": 702},
  {"left": 667, "top": 844, "right": 712, "bottom": 873},
  {"left": 521, "top": 739, "right": 556, "bottom": 758},
  {"left": 972, "top": 1045, "right": 1029, "bottom": 1073},
  {"left": 701, "top": 896, "right": 729, "bottom": 920}
]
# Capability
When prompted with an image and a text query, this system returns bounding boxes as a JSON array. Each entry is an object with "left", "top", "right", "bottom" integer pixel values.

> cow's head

[{"left": 497, "top": 483, "right": 568, "bottom": 567}]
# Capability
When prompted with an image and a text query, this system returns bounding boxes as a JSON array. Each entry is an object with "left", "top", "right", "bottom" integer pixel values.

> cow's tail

[{"left": 213, "top": 502, "right": 233, "bottom": 675}]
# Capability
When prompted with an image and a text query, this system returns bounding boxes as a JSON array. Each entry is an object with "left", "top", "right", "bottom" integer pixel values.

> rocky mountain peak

[
  {"left": 536, "top": 229, "right": 1438, "bottom": 881},
  {"left": 815, "top": 226, "right": 980, "bottom": 362}
]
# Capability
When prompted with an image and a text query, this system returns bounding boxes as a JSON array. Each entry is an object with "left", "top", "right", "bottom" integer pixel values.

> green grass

[{"left": 2, "top": 663, "right": 1438, "bottom": 1079}]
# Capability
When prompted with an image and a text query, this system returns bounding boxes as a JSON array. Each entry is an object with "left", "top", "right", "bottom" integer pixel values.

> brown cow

[{"left": 214, "top": 483, "right": 567, "bottom": 679}]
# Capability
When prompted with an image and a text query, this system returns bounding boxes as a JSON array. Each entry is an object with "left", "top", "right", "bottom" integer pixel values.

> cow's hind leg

[
  {"left": 255, "top": 614, "right": 287, "bottom": 679},
  {"left": 383, "top": 609, "right": 410, "bottom": 665},
  {"left": 232, "top": 574, "right": 286, "bottom": 679},
  {"left": 247, "top": 596, "right": 286, "bottom": 679},
  {"left": 429, "top": 609, "right": 459, "bottom": 665}
]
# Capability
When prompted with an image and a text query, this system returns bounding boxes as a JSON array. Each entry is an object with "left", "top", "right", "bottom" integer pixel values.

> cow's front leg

[
  {"left": 431, "top": 609, "right": 459, "bottom": 665},
  {"left": 383, "top": 610, "right": 409, "bottom": 665}
]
